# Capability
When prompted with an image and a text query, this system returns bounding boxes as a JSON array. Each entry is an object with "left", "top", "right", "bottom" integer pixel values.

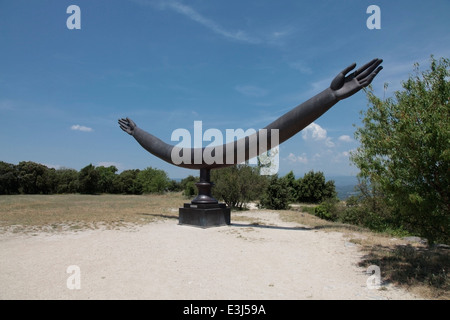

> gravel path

[{"left": 0, "top": 211, "right": 421, "bottom": 300}]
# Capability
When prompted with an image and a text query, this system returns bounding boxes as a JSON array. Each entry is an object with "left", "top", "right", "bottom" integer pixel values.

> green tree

[
  {"left": 180, "top": 175, "right": 198, "bottom": 198},
  {"left": 96, "top": 165, "right": 118, "bottom": 193},
  {"left": 340, "top": 179, "right": 398, "bottom": 231},
  {"left": 351, "top": 56, "right": 449, "bottom": 244},
  {"left": 78, "top": 164, "right": 100, "bottom": 194},
  {"left": 136, "top": 167, "right": 170, "bottom": 194},
  {"left": 0, "top": 161, "right": 19, "bottom": 194},
  {"left": 211, "top": 164, "right": 266, "bottom": 209},
  {"left": 297, "top": 170, "right": 336, "bottom": 203},
  {"left": 55, "top": 168, "right": 79, "bottom": 193},
  {"left": 281, "top": 170, "right": 298, "bottom": 202},
  {"left": 38, "top": 167, "right": 57, "bottom": 194},
  {"left": 115, "top": 169, "right": 142, "bottom": 194},
  {"left": 16, "top": 161, "right": 49, "bottom": 194},
  {"left": 167, "top": 179, "right": 182, "bottom": 192},
  {"left": 260, "top": 175, "right": 290, "bottom": 210}
]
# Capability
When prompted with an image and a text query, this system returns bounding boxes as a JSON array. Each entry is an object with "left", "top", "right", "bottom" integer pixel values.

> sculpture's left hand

[
  {"left": 330, "top": 58, "right": 383, "bottom": 101},
  {"left": 118, "top": 117, "right": 137, "bottom": 136}
]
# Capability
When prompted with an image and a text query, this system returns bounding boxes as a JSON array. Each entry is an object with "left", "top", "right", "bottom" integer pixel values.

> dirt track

[{"left": 0, "top": 211, "right": 421, "bottom": 300}]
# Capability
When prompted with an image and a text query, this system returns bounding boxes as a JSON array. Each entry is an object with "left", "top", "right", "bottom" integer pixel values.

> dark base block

[{"left": 179, "top": 203, "right": 231, "bottom": 228}]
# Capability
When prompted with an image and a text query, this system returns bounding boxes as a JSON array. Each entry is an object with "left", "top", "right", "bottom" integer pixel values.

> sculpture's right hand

[
  {"left": 118, "top": 117, "right": 137, "bottom": 135},
  {"left": 330, "top": 58, "right": 383, "bottom": 101}
]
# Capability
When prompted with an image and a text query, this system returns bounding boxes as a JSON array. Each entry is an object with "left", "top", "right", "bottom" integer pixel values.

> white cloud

[
  {"left": 134, "top": 0, "right": 295, "bottom": 47},
  {"left": 266, "top": 28, "right": 295, "bottom": 46},
  {"left": 301, "top": 122, "right": 336, "bottom": 147},
  {"left": 325, "top": 137, "right": 335, "bottom": 148},
  {"left": 235, "top": 85, "right": 268, "bottom": 97},
  {"left": 271, "top": 30, "right": 289, "bottom": 39},
  {"left": 302, "top": 122, "right": 327, "bottom": 141},
  {"left": 332, "top": 151, "right": 351, "bottom": 163},
  {"left": 71, "top": 125, "right": 93, "bottom": 132},
  {"left": 287, "top": 152, "right": 308, "bottom": 164},
  {"left": 160, "top": 1, "right": 260, "bottom": 44},
  {"left": 289, "top": 61, "right": 313, "bottom": 74},
  {"left": 338, "top": 135, "right": 353, "bottom": 143}
]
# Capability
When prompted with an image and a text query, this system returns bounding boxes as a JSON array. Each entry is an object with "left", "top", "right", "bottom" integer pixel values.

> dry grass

[{"left": 0, "top": 193, "right": 186, "bottom": 233}]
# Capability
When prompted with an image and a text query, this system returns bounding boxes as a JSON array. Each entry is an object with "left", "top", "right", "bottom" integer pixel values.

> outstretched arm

[
  {"left": 119, "top": 58, "right": 382, "bottom": 169},
  {"left": 266, "top": 58, "right": 383, "bottom": 143},
  {"left": 119, "top": 117, "right": 175, "bottom": 165}
]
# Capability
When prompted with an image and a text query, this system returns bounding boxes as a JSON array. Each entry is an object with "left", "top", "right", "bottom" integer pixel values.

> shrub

[
  {"left": 313, "top": 198, "right": 341, "bottom": 222},
  {"left": 260, "top": 175, "right": 290, "bottom": 210},
  {"left": 179, "top": 175, "right": 198, "bottom": 198},
  {"left": 212, "top": 165, "right": 266, "bottom": 209},
  {"left": 351, "top": 56, "right": 450, "bottom": 244},
  {"left": 137, "top": 167, "right": 170, "bottom": 194},
  {"left": 296, "top": 170, "right": 336, "bottom": 203}
]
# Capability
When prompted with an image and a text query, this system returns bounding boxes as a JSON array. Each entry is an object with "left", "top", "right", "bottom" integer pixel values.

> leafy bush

[
  {"left": 313, "top": 198, "right": 341, "bottom": 222},
  {"left": 296, "top": 170, "right": 336, "bottom": 203},
  {"left": 351, "top": 56, "right": 449, "bottom": 244},
  {"left": 115, "top": 169, "right": 142, "bottom": 194},
  {"left": 0, "top": 161, "right": 19, "bottom": 194},
  {"left": 137, "top": 167, "right": 170, "bottom": 194},
  {"left": 260, "top": 175, "right": 290, "bottom": 210},
  {"left": 78, "top": 164, "right": 100, "bottom": 194},
  {"left": 212, "top": 164, "right": 266, "bottom": 209},
  {"left": 96, "top": 166, "right": 118, "bottom": 194},
  {"left": 181, "top": 175, "right": 198, "bottom": 198}
]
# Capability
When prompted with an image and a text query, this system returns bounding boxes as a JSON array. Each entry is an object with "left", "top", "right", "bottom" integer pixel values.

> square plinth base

[{"left": 179, "top": 203, "right": 231, "bottom": 228}]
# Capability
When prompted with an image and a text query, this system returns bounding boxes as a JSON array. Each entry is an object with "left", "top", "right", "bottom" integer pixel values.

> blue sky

[{"left": 1, "top": 0, "right": 449, "bottom": 179}]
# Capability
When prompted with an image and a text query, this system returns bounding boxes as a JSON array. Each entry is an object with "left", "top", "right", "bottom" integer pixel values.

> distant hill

[{"left": 327, "top": 176, "right": 359, "bottom": 200}]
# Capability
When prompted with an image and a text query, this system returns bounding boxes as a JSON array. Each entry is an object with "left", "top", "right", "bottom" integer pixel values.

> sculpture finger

[
  {"left": 354, "top": 58, "right": 378, "bottom": 76},
  {"left": 119, "top": 123, "right": 129, "bottom": 131},
  {"left": 341, "top": 62, "right": 357, "bottom": 76},
  {"left": 331, "top": 63, "right": 357, "bottom": 90},
  {"left": 126, "top": 117, "right": 136, "bottom": 128},
  {"left": 118, "top": 119, "right": 130, "bottom": 128},
  {"left": 119, "top": 118, "right": 133, "bottom": 126},
  {"left": 356, "top": 59, "right": 383, "bottom": 81},
  {"left": 118, "top": 121, "right": 129, "bottom": 129},
  {"left": 360, "top": 66, "right": 383, "bottom": 87}
]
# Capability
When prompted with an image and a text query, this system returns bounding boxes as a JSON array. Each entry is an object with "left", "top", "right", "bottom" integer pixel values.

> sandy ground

[{"left": 0, "top": 211, "right": 422, "bottom": 300}]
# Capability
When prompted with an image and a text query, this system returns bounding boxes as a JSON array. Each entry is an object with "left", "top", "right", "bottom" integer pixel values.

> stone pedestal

[
  {"left": 178, "top": 168, "right": 231, "bottom": 228},
  {"left": 179, "top": 203, "right": 230, "bottom": 228}
]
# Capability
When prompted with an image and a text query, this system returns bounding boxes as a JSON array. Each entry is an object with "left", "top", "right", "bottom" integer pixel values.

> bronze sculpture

[{"left": 119, "top": 58, "right": 383, "bottom": 227}]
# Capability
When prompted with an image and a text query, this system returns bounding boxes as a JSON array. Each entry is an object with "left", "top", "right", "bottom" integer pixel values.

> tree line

[
  {"left": 0, "top": 160, "right": 337, "bottom": 207},
  {"left": 0, "top": 161, "right": 180, "bottom": 195}
]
